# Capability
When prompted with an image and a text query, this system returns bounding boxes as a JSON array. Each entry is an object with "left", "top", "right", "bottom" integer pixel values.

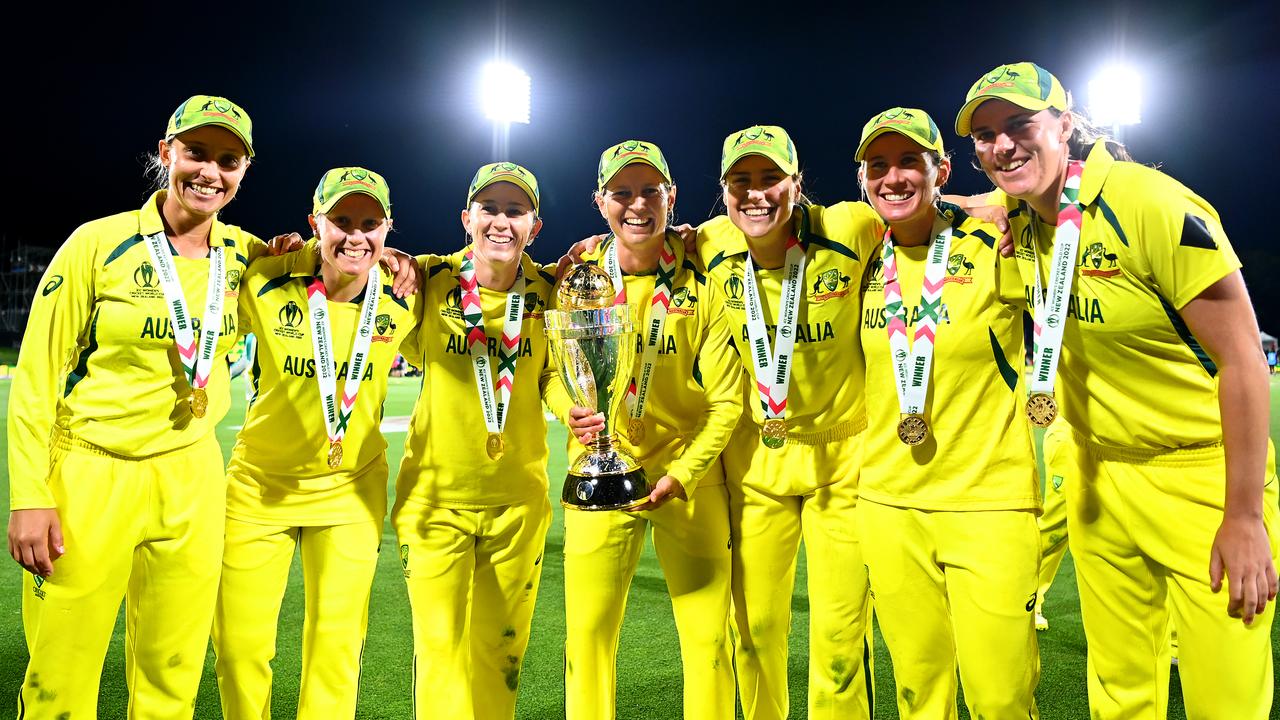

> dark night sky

[{"left": 7, "top": 0, "right": 1279, "bottom": 325}]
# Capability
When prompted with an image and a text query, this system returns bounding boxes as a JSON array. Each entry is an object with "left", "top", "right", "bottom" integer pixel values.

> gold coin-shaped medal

[
  {"left": 327, "top": 441, "right": 343, "bottom": 469},
  {"left": 1025, "top": 393, "right": 1058, "bottom": 428},
  {"left": 628, "top": 418, "right": 645, "bottom": 445},
  {"left": 897, "top": 414, "right": 929, "bottom": 446},
  {"left": 486, "top": 432, "right": 505, "bottom": 460},
  {"left": 190, "top": 388, "right": 208, "bottom": 419},
  {"left": 761, "top": 418, "right": 787, "bottom": 449}
]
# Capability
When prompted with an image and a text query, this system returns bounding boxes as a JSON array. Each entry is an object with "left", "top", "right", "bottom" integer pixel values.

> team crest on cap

[{"left": 979, "top": 65, "right": 1023, "bottom": 94}]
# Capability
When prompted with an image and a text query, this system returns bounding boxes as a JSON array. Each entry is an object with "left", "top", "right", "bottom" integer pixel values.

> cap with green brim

[
  {"left": 855, "top": 107, "right": 945, "bottom": 161},
  {"left": 467, "top": 162, "right": 540, "bottom": 213},
  {"left": 597, "top": 140, "right": 673, "bottom": 192},
  {"left": 165, "top": 95, "right": 255, "bottom": 157},
  {"left": 720, "top": 125, "right": 798, "bottom": 178},
  {"left": 955, "top": 62, "right": 1068, "bottom": 136},
  {"left": 313, "top": 167, "right": 392, "bottom": 218}
]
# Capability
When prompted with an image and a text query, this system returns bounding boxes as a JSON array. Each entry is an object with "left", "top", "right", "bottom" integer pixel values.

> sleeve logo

[{"left": 42, "top": 275, "right": 64, "bottom": 296}]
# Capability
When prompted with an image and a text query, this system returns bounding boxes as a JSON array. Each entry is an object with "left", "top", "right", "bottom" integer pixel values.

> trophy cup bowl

[{"left": 545, "top": 264, "right": 651, "bottom": 510}]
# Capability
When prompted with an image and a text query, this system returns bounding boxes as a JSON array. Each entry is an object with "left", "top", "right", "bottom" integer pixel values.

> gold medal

[
  {"left": 486, "top": 432, "right": 505, "bottom": 460},
  {"left": 896, "top": 413, "right": 929, "bottom": 446},
  {"left": 761, "top": 418, "right": 787, "bottom": 449},
  {"left": 628, "top": 418, "right": 645, "bottom": 445},
  {"left": 1025, "top": 392, "right": 1058, "bottom": 428},
  {"left": 189, "top": 387, "right": 208, "bottom": 419},
  {"left": 327, "top": 440, "right": 343, "bottom": 469}
]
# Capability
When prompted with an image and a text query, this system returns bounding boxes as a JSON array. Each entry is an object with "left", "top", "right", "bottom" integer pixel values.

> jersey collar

[
  {"left": 451, "top": 244, "right": 540, "bottom": 291},
  {"left": 1076, "top": 140, "right": 1116, "bottom": 208},
  {"left": 710, "top": 204, "right": 812, "bottom": 260},
  {"left": 585, "top": 229, "right": 687, "bottom": 273},
  {"left": 137, "top": 190, "right": 232, "bottom": 249}
]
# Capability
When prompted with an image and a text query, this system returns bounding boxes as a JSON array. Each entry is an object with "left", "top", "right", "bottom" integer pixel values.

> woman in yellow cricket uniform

[
  {"left": 212, "top": 167, "right": 420, "bottom": 719},
  {"left": 7, "top": 95, "right": 264, "bottom": 719},
  {"left": 958, "top": 61, "right": 1280, "bottom": 719},
  {"left": 559, "top": 141, "right": 743, "bottom": 719},
  {"left": 853, "top": 108, "right": 1040, "bottom": 719},
  {"left": 697, "top": 126, "right": 883, "bottom": 720},
  {"left": 393, "top": 162, "right": 560, "bottom": 720}
]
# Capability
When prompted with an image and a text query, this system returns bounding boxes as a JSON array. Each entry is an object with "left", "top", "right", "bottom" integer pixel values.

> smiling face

[
  {"left": 969, "top": 99, "right": 1072, "bottom": 211},
  {"left": 159, "top": 125, "right": 250, "bottom": 219},
  {"left": 722, "top": 154, "right": 800, "bottom": 245},
  {"left": 461, "top": 181, "right": 542, "bottom": 269},
  {"left": 310, "top": 192, "right": 389, "bottom": 279},
  {"left": 860, "top": 132, "right": 950, "bottom": 231},
  {"left": 595, "top": 163, "right": 675, "bottom": 251}
]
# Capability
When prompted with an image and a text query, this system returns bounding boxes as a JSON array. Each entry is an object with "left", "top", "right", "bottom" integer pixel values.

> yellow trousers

[
  {"left": 1062, "top": 431, "right": 1280, "bottom": 719},
  {"left": 212, "top": 517, "right": 381, "bottom": 719},
  {"left": 18, "top": 432, "right": 225, "bottom": 720},
  {"left": 721, "top": 423, "right": 873, "bottom": 720},
  {"left": 563, "top": 480, "right": 734, "bottom": 720},
  {"left": 1035, "top": 419, "right": 1071, "bottom": 614},
  {"left": 392, "top": 494, "right": 550, "bottom": 720},
  {"left": 859, "top": 502, "right": 1041, "bottom": 719}
]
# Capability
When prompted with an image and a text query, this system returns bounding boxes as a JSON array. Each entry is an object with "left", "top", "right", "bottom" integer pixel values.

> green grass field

[{"left": 1, "top": 376, "right": 1278, "bottom": 718}]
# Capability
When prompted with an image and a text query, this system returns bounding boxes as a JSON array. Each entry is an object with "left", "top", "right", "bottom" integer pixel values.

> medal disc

[
  {"left": 486, "top": 432, "right": 505, "bottom": 460},
  {"left": 190, "top": 387, "right": 208, "bottom": 419},
  {"left": 761, "top": 418, "right": 787, "bottom": 450},
  {"left": 1025, "top": 392, "right": 1058, "bottom": 428},
  {"left": 327, "top": 441, "right": 343, "bottom": 469},
  {"left": 896, "top": 414, "right": 929, "bottom": 446},
  {"left": 628, "top": 418, "right": 645, "bottom": 445}
]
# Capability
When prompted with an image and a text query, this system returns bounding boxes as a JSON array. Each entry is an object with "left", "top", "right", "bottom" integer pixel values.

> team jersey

[
  {"left": 396, "top": 248, "right": 561, "bottom": 509},
  {"left": 560, "top": 236, "right": 743, "bottom": 494},
  {"left": 998, "top": 141, "right": 1241, "bottom": 449},
  {"left": 225, "top": 252, "right": 422, "bottom": 525},
  {"left": 697, "top": 202, "right": 882, "bottom": 442},
  {"left": 8, "top": 191, "right": 265, "bottom": 510},
  {"left": 859, "top": 206, "right": 1038, "bottom": 511}
]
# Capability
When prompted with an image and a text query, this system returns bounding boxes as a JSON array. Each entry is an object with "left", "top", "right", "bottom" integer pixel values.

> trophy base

[{"left": 561, "top": 447, "right": 651, "bottom": 511}]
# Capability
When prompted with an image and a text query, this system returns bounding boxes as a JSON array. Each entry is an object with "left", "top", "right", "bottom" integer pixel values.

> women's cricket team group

[{"left": 7, "top": 60, "right": 1277, "bottom": 720}]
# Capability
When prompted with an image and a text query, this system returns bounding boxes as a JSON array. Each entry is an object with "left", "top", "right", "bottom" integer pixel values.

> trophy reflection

[{"left": 545, "top": 264, "right": 651, "bottom": 510}]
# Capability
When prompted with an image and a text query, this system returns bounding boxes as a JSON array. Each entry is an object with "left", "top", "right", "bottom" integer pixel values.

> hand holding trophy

[{"left": 545, "top": 263, "right": 651, "bottom": 510}]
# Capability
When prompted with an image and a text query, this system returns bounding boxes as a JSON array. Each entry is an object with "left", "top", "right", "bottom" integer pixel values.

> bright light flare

[
  {"left": 480, "top": 62, "right": 531, "bottom": 124},
  {"left": 1089, "top": 64, "right": 1142, "bottom": 128}
]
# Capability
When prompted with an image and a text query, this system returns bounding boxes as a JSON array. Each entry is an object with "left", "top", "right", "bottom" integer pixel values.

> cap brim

[
  {"left": 316, "top": 189, "right": 391, "bottom": 218},
  {"left": 599, "top": 158, "right": 672, "bottom": 191},
  {"left": 172, "top": 121, "right": 255, "bottom": 158},
  {"left": 470, "top": 178, "right": 539, "bottom": 213},
  {"left": 954, "top": 94, "right": 1053, "bottom": 136},
  {"left": 855, "top": 127, "right": 944, "bottom": 162},
  {"left": 720, "top": 150, "right": 794, "bottom": 179}
]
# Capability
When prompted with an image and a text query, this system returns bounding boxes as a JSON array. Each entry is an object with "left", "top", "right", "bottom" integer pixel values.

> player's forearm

[{"left": 1217, "top": 354, "right": 1270, "bottom": 521}]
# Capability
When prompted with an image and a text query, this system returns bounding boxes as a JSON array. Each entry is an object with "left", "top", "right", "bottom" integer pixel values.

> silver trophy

[{"left": 545, "top": 263, "right": 650, "bottom": 510}]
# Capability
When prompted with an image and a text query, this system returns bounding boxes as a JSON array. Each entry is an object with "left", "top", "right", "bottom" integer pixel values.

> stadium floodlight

[
  {"left": 480, "top": 61, "right": 531, "bottom": 125},
  {"left": 1088, "top": 64, "right": 1142, "bottom": 131}
]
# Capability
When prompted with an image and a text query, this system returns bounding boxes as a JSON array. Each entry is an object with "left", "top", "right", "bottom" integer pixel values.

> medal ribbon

[
  {"left": 743, "top": 235, "right": 806, "bottom": 421},
  {"left": 1028, "top": 160, "right": 1086, "bottom": 395},
  {"left": 882, "top": 214, "right": 953, "bottom": 415},
  {"left": 602, "top": 234, "right": 677, "bottom": 425},
  {"left": 459, "top": 249, "right": 525, "bottom": 434},
  {"left": 307, "top": 269, "right": 381, "bottom": 447},
  {"left": 143, "top": 232, "right": 225, "bottom": 393}
]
